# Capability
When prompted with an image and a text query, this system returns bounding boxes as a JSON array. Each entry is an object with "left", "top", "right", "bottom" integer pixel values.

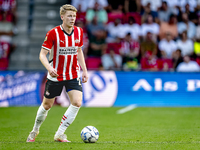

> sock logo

[
  {"left": 36, "top": 119, "right": 42, "bottom": 123},
  {"left": 64, "top": 122, "right": 70, "bottom": 127}
]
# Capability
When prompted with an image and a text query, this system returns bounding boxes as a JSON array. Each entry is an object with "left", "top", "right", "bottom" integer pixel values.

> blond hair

[{"left": 60, "top": 4, "right": 77, "bottom": 16}]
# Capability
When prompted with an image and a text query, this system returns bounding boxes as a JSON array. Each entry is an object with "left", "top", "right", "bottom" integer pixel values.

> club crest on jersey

[{"left": 75, "top": 39, "right": 79, "bottom": 43}]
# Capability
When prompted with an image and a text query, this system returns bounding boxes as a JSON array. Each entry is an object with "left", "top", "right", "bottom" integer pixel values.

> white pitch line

[{"left": 116, "top": 104, "right": 137, "bottom": 114}]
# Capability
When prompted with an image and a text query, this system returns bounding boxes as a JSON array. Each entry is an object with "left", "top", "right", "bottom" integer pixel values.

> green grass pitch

[{"left": 0, "top": 106, "right": 200, "bottom": 150}]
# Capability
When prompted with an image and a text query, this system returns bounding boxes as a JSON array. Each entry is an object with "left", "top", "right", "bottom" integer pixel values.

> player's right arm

[
  {"left": 40, "top": 29, "right": 58, "bottom": 77},
  {"left": 39, "top": 48, "right": 58, "bottom": 77}
]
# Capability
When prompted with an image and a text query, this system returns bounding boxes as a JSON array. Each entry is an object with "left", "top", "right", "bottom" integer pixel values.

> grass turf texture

[{"left": 0, "top": 107, "right": 200, "bottom": 150}]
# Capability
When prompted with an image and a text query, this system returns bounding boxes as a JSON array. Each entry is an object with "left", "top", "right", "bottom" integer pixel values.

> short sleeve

[
  {"left": 78, "top": 28, "right": 83, "bottom": 48},
  {"left": 42, "top": 29, "right": 55, "bottom": 51}
]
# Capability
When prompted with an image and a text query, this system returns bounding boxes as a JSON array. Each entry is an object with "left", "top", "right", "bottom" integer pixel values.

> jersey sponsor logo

[{"left": 59, "top": 47, "right": 78, "bottom": 55}]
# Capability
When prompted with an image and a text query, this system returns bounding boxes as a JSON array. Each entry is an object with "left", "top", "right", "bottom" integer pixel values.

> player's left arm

[{"left": 77, "top": 47, "right": 88, "bottom": 83}]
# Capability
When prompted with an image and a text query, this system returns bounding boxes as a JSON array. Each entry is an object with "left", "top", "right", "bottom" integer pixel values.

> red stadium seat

[
  {"left": 123, "top": 12, "right": 141, "bottom": 25},
  {"left": 107, "top": 12, "right": 123, "bottom": 23},
  {"left": 196, "top": 57, "right": 200, "bottom": 66},
  {"left": 0, "top": 42, "right": 11, "bottom": 70},
  {"left": 106, "top": 43, "right": 121, "bottom": 54},
  {"left": 85, "top": 57, "right": 102, "bottom": 70}
]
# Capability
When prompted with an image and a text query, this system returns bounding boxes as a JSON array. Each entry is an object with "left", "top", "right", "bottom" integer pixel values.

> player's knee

[
  {"left": 71, "top": 101, "right": 82, "bottom": 107},
  {"left": 42, "top": 97, "right": 55, "bottom": 110},
  {"left": 42, "top": 103, "right": 52, "bottom": 110},
  {"left": 42, "top": 101, "right": 53, "bottom": 110}
]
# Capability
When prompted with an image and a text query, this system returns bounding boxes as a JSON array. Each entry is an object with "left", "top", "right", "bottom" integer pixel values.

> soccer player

[{"left": 26, "top": 4, "right": 88, "bottom": 142}]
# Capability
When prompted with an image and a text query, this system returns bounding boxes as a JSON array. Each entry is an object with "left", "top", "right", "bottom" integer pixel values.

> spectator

[
  {"left": 86, "top": 1, "right": 108, "bottom": 24},
  {"left": 141, "top": 3, "right": 158, "bottom": 24},
  {"left": 101, "top": 42, "right": 122, "bottom": 70},
  {"left": 172, "top": 49, "right": 183, "bottom": 70},
  {"left": 0, "top": 11, "right": 16, "bottom": 69},
  {"left": 108, "top": 4, "right": 123, "bottom": 15},
  {"left": 177, "top": 3, "right": 198, "bottom": 24},
  {"left": 195, "top": 17, "right": 200, "bottom": 39},
  {"left": 184, "top": 3, "right": 198, "bottom": 24},
  {"left": 0, "top": 11, "right": 15, "bottom": 44},
  {"left": 107, "top": 4, "right": 124, "bottom": 24},
  {"left": 140, "top": 31, "right": 157, "bottom": 58},
  {"left": 176, "top": 55, "right": 200, "bottom": 72},
  {"left": 197, "top": 0, "right": 200, "bottom": 9},
  {"left": 124, "top": 0, "right": 141, "bottom": 13},
  {"left": 87, "top": 0, "right": 108, "bottom": 10},
  {"left": 163, "top": 0, "right": 179, "bottom": 9},
  {"left": 141, "top": 51, "right": 159, "bottom": 71},
  {"left": 71, "top": 0, "right": 90, "bottom": 12},
  {"left": 159, "top": 14, "right": 178, "bottom": 40},
  {"left": 71, "top": 0, "right": 108, "bottom": 12},
  {"left": 194, "top": 38, "right": 200, "bottom": 57},
  {"left": 141, "top": 0, "right": 162, "bottom": 12},
  {"left": 158, "top": 32, "right": 177, "bottom": 58},
  {"left": 178, "top": 0, "right": 197, "bottom": 12},
  {"left": 106, "top": 18, "right": 124, "bottom": 43},
  {"left": 141, "top": 14, "right": 159, "bottom": 41},
  {"left": 176, "top": 31, "right": 193, "bottom": 57},
  {"left": 76, "top": 20, "right": 89, "bottom": 58},
  {"left": 87, "top": 29, "right": 107, "bottom": 57},
  {"left": 177, "top": 12, "right": 196, "bottom": 39},
  {"left": 0, "top": 0, "right": 17, "bottom": 24},
  {"left": 158, "top": 1, "right": 172, "bottom": 22},
  {"left": 86, "top": 15, "right": 105, "bottom": 40},
  {"left": 120, "top": 33, "right": 140, "bottom": 70},
  {"left": 0, "top": 41, "right": 11, "bottom": 70},
  {"left": 122, "top": 16, "right": 141, "bottom": 41}
]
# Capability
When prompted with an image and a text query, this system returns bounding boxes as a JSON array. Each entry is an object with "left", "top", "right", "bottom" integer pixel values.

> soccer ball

[{"left": 81, "top": 126, "right": 99, "bottom": 143}]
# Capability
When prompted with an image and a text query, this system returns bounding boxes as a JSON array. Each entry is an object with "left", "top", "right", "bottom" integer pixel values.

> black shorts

[{"left": 44, "top": 78, "right": 82, "bottom": 99}]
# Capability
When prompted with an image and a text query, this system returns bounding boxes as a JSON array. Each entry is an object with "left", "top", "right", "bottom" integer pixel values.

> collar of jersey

[{"left": 60, "top": 25, "right": 74, "bottom": 36}]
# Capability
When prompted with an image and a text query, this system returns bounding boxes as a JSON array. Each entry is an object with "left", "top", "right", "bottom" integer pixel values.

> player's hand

[
  {"left": 48, "top": 67, "right": 59, "bottom": 77},
  {"left": 82, "top": 71, "right": 88, "bottom": 83}
]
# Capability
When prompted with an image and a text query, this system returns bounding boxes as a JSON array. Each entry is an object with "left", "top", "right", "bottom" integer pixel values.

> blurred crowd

[
  {"left": 72, "top": 0, "right": 200, "bottom": 72},
  {"left": 0, "top": 0, "right": 17, "bottom": 71},
  {"left": 1, "top": 0, "right": 200, "bottom": 72}
]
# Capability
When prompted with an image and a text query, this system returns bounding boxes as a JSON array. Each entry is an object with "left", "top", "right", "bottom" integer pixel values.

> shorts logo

[
  {"left": 75, "top": 39, "right": 79, "bottom": 43},
  {"left": 46, "top": 91, "right": 50, "bottom": 96}
]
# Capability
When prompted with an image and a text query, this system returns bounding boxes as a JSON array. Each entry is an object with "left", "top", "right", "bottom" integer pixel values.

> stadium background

[{"left": 0, "top": 0, "right": 200, "bottom": 107}]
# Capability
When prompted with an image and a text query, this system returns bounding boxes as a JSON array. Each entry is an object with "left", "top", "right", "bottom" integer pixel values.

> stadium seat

[
  {"left": 157, "top": 58, "right": 173, "bottom": 70},
  {"left": 107, "top": 12, "right": 123, "bottom": 23},
  {"left": 123, "top": 12, "right": 141, "bottom": 25},
  {"left": 196, "top": 57, "right": 200, "bottom": 66},
  {"left": 76, "top": 12, "right": 86, "bottom": 23},
  {"left": 85, "top": 57, "right": 102, "bottom": 70},
  {"left": 106, "top": 43, "right": 121, "bottom": 54},
  {"left": 0, "top": 42, "right": 11, "bottom": 70}
]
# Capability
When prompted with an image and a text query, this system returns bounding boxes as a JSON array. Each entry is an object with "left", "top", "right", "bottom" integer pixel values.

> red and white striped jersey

[{"left": 42, "top": 25, "right": 83, "bottom": 82}]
